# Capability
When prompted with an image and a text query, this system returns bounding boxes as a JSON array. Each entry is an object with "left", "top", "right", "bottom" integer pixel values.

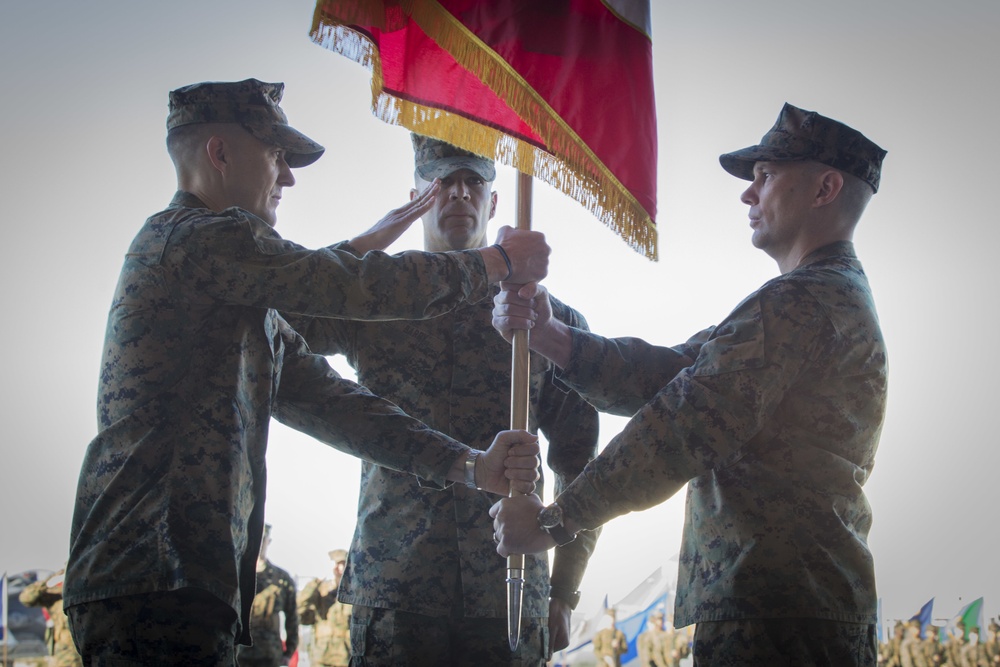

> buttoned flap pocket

[
  {"left": 692, "top": 297, "right": 767, "bottom": 377},
  {"left": 349, "top": 609, "right": 371, "bottom": 658}
]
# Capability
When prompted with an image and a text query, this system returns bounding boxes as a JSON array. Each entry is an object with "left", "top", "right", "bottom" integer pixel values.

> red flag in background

[{"left": 310, "top": 0, "right": 658, "bottom": 259}]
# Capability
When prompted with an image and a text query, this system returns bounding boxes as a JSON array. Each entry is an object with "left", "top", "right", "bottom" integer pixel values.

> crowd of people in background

[
  {"left": 8, "top": 550, "right": 999, "bottom": 667},
  {"left": 878, "top": 619, "right": 1000, "bottom": 666}
]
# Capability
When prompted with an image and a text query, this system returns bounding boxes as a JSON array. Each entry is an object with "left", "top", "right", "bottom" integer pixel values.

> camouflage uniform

[
  {"left": 943, "top": 631, "right": 966, "bottom": 667},
  {"left": 592, "top": 625, "right": 627, "bottom": 666},
  {"left": 636, "top": 618, "right": 673, "bottom": 667},
  {"left": 917, "top": 628, "right": 943, "bottom": 667},
  {"left": 900, "top": 623, "right": 921, "bottom": 667},
  {"left": 984, "top": 622, "right": 1000, "bottom": 666},
  {"left": 882, "top": 623, "right": 905, "bottom": 667},
  {"left": 671, "top": 629, "right": 690, "bottom": 665},
  {"left": 65, "top": 81, "right": 506, "bottom": 660},
  {"left": 18, "top": 579, "right": 83, "bottom": 667},
  {"left": 297, "top": 578, "right": 351, "bottom": 667},
  {"left": 288, "top": 282, "right": 599, "bottom": 665},
  {"left": 554, "top": 239, "right": 886, "bottom": 626},
  {"left": 541, "top": 104, "right": 887, "bottom": 666},
  {"left": 237, "top": 561, "right": 298, "bottom": 666}
]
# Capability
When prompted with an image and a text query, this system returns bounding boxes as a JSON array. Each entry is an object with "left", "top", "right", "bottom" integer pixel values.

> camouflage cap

[
  {"left": 167, "top": 78, "right": 325, "bottom": 168},
  {"left": 328, "top": 548, "right": 348, "bottom": 563},
  {"left": 720, "top": 103, "right": 887, "bottom": 193},
  {"left": 412, "top": 133, "right": 496, "bottom": 181}
]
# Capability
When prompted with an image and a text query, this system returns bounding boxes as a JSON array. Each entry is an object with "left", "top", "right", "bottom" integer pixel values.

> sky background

[{"left": 2, "top": 0, "right": 998, "bottom": 629}]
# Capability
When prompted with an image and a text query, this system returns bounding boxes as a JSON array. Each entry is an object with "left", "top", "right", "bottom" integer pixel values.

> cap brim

[
  {"left": 417, "top": 156, "right": 496, "bottom": 182},
  {"left": 719, "top": 145, "right": 803, "bottom": 181},
  {"left": 250, "top": 123, "right": 325, "bottom": 168}
]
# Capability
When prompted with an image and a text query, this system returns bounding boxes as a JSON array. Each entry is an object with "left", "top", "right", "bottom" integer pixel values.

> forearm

[
  {"left": 528, "top": 317, "right": 574, "bottom": 369},
  {"left": 549, "top": 528, "right": 599, "bottom": 603},
  {"left": 479, "top": 244, "right": 515, "bottom": 283}
]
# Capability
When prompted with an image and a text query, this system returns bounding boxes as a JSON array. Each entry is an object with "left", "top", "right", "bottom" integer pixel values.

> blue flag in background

[
  {"left": 615, "top": 591, "right": 670, "bottom": 665},
  {"left": 877, "top": 598, "right": 883, "bottom": 643},
  {"left": 910, "top": 598, "right": 935, "bottom": 638}
]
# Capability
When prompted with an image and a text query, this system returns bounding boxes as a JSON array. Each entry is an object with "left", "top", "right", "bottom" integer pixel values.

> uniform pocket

[{"left": 349, "top": 610, "right": 370, "bottom": 659}]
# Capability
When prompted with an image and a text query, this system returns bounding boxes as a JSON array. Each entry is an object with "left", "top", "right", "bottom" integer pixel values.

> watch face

[{"left": 539, "top": 504, "right": 563, "bottom": 529}]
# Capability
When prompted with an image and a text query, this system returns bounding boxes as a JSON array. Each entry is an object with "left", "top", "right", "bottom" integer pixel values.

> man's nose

[
  {"left": 278, "top": 158, "right": 295, "bottom": 187},
  {"left": 448, "top": 182, "right": 471, "bottom": 200}
]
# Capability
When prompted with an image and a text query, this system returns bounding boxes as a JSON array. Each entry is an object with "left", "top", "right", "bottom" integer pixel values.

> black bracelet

[
  {"left": 492, "top": 243, "right": 513, "bottom": 281},
  {"left": 549, "top": 585, "right": 582, "bottom": 610}
]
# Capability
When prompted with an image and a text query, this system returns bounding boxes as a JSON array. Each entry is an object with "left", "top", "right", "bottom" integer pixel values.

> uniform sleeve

[
  {"left": 272, "top": 319, "right": 467, "bottom": 486},
  {"left": 165, "top": 211, "right": 490, "bottom": 321},
  {"left": 281, "top": 241, "right": 358, "bottom": 355},
  {"left": 557, "top": 330, "right": 696, "bottom": 417},
  {"left": 296, "top": 579, "right": 321, "bottom": 625},
  {"left": 541, "top": 297, "right": 602, "bottom": 602},
  {"left": 17, "top": 581, "right": 60, "bottom": 609},
  {"left": 555, "top": 283, "right": 834, "bottom": 530}
]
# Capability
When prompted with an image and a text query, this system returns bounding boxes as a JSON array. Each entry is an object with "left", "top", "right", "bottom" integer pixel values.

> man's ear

[
  {"left": 206, "top": 135, "right": 228, "bottom": 174},
  {"left": 489, "top": 190, "right": 498, "bottom": 220},
  {"left": 814, "top": 169, "right": 844, "bottom": 208}
]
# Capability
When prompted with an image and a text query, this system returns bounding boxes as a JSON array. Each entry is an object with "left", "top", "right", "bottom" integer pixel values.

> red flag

[{"left": 310, "top": 0, "right": 658, "bottom": 259}]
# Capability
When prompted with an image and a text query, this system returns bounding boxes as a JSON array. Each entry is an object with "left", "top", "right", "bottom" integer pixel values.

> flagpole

[{"left": 506, "top": 171, "right": 533, "bottom": 651}]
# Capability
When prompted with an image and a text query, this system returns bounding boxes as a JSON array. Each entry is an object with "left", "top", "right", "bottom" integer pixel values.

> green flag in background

[{"left": 953, "top": 597, "right": 985, "bottom": 642}]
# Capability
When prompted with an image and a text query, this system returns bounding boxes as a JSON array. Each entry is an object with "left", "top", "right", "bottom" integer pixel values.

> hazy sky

[{"left": 1, "top": 0, "right": 998, "bottom": 627}]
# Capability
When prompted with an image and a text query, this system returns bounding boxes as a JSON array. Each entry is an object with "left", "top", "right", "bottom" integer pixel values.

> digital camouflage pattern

[
  {"left": 692, "top": 618, "right": 877, "bottom": 666},
  {"left": 297, "top": 578, "right": 351, "bottom": 667},
  {"left": 347, "top": 606, "right": 551, "bottom": 666},
  {"left": 65, "top": 588, "right": 239, "bottom": 667},
  {"left": 411, "top": 132, "right": 496, "bottom": 182},
  {"left": 288, "top": 268, "right": 600, "bottom": 626},
  {"left": 719, "top": 102, "right": 887, "bottom": 192},
  {"left": 66, "top": 190, "right": 497, "bottom": 646},
  {"left": 237, "top": 561, "right": 299, "bottom": 666},
  {"left": 18, "top": 580, "right": 83, "bottom": 667},
  {"left": 166, "top": 78, "right": 324, "bottom": 168},
  {"left": 554, "top": 242, "right": 887, "bottom": 628}
]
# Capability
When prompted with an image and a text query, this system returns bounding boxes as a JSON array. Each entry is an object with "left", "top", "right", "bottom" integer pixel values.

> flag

[
  {"left": 910, "top": 597, "right": 934, "bottom": 638},
  {"left": 555, "top": 568, "right": 672, "bottom": 666},
  {"left": 617, "top": 589, "right": 670, "bottom": 665},
  {"left": 310, "top": 0, "right": 659, "bottom": 259},
  {"left": 951, "top": 597, "right": 985, "bottom": 643},
  {"left": 1, "top": 571, "right": 6, "bottom": 642},
  {"left": 876, "top": 598, "right": 883, "bottom": 643}
]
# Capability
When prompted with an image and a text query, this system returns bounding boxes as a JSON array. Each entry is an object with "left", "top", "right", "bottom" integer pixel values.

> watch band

[
  {"left": 464, "top": 450, "right": 480, "bottom": 489},
  {"left": 543, "top": 521, "right": 576, "bottom": 547},
  {"left": 538, "top": 503, "right": 576, "bottom": 546},
  {"left": 549, "top": 585, "right": 582, "bottom": 610}
]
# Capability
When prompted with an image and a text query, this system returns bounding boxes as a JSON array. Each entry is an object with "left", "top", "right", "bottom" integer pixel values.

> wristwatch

[
  {"left": 537, "top": 502, "right": 576, "bottom": 546},
  {"left": 549, "top": 585, "right": 582, "bottom": 610}
]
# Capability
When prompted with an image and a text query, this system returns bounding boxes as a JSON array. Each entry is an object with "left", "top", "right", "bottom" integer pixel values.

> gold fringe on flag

[{"left": 310, "top": 0, "right": 658, "bottom": 260}]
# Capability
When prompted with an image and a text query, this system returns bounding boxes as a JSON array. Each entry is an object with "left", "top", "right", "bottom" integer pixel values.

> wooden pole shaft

[{"left": 506, "top": 171, "right": 533, "bottom": 650}]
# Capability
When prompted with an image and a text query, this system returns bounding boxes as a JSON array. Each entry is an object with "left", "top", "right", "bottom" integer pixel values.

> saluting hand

[{"left": 347, "top": 180, "right": 442, "bottom": 254}]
